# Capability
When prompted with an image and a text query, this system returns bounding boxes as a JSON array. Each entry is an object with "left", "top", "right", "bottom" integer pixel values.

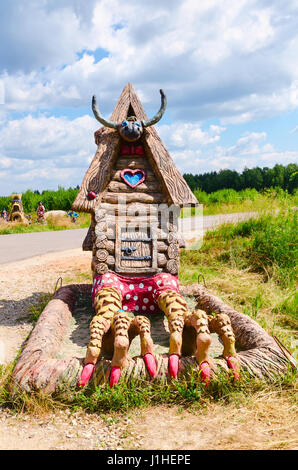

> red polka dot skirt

[{"left": 92, "top": 273, "right": 180, "bottom": 314}]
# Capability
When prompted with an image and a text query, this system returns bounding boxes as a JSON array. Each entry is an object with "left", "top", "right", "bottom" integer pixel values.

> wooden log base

[{"left": 11, "top": 283, "right": 292, "bottom": 394}]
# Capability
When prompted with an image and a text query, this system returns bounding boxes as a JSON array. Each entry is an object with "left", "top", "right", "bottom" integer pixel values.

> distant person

[
  {"left": 1, "top": 208, "right": 8, "bottom": 221},
  {"left": 68, "top": 211, "right": 79, "bottom": 223},
  {"left": 37, "top": 201, "right": 45, "bottom": 222}
]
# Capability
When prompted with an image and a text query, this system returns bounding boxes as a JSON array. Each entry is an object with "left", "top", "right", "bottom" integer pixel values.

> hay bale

[{"left": 44, "top": 211, "right": 68, "bottom": 219}]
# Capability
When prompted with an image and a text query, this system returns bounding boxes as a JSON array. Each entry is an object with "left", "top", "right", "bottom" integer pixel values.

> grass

[
  {"left": 61, "top": 368, "right": 296, "bottom": 414},
  {"left": 207, "top": 208, "right": 297, "bottom": 286},
  {"left": 0, "top": 206, "right": 296, "bottom": 418},
  {"left": 181, "top": 187, "right": 297, "bottom": 217},
  {"left": 180, "top": 207, "right": 297, "bottom": 352},
  {"left": 28, "top": 293, "right": 54, "bottom": 322},
  {"left": 0, "top": 212, "right": 91, "bottom": 235},
  {"left": 1, "top": 361, "right": 296, "bottom": 416}
]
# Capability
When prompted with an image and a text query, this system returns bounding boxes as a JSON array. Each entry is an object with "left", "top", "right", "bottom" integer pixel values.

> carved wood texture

[{"left": 11, "top": 284, "right": 291, "bottom": 393}]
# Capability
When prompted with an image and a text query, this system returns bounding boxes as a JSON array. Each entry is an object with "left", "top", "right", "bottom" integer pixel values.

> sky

[{"left": 0, "top": 0, "right": 298, "bottom": 195}]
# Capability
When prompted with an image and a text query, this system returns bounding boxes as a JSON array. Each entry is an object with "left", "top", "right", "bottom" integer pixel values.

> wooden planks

[
  {"left": 114, "top": 223, "right": 159, "bottom": 273},
  {"left": 102, "top": 192, "right": 166, "bottom": 204},
  {"left": 107, "top": 180, "right": 161, "bottom": 193},
  {"left": 115, "top": 157, "right": 150, "bottom": 170}
]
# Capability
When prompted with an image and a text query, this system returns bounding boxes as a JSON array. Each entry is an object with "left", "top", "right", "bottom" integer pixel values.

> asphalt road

[
  {"left": 0, "top": 211, "right": 258, "bottom": 265},
  {"left": 0, "top": 228, "right": 88, "bottom": 265}
]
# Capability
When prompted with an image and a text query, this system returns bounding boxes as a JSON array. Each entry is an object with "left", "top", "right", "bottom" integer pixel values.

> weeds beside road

[{"left": 181, "top": 187, "right": 297, "bottom": 216}]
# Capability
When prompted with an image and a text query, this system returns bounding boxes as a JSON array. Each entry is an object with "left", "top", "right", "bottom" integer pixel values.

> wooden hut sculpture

[
  {"left": 9, "top": 194, "right": 28, "bottom": 224},
  {"left": 72, "top": 83, "right": 242, "bottom": 388},
  {"left": 11, "top": 84, "right": 294, "bottom": 394}
]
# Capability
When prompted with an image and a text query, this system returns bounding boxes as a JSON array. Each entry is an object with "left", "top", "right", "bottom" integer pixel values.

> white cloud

[
  {"left": 0, "top": 1, "right": 100, "bottom": 73},
  {"left": 157, "top": 122, "right": 226, "bottom": 149},
  {"left": 168, "top": 130, "right": 298, "bottom": 174},
  {"left": 0, "top": 114, "right": 98, "bottom": 161},
  {"left": 0, "top": 113, "right": 100, "bottom": 193},
  {"left": 0, "top": 0, "right": 298, "bottom": 193},
  {"left": 260, "top": 150, "right": 298, "bottom": 164},
  {"left": 289, "top": 125, "right": 298, "bottom": 134},
  {"left": 226, "top": 132, "right": 268, "bottom": 156},
  {"left": 0, "top": 0, "right": 297, "bottom": 123},
  {"left": 0, "top": 111, "right": 296, "bottom": 195}
]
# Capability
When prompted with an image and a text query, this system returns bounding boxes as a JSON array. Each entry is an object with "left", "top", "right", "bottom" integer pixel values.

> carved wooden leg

[
  {"left": 78, "top": 287, "right": 122, "bottom": 387},
  {"left": 208, "top": 313, "right": 240, "bottom": 380},
  {"left": 109, "top": 309, "right": 132, "bottom": 387},
  {"left": 129, "top": 315, "right": 156, "bottom": 377},
  {"left": 185, "top": 309, "right": 213, "bottom": 386},
  {"left": 158, "top": 289, "right": 189, "bottom": 378},
  {"left": 110, "top": 312, "right": 157, "bottom": 386}
]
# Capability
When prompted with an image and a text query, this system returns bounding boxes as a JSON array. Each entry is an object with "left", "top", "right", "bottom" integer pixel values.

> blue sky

[{"left": 0, "top": 0, "right": 297, "bottom": 195}]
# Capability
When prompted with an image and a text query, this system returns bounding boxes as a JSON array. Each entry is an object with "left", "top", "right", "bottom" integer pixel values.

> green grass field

[
  {"left": 181, "top": 187, "right": 297, "bottom": 217},
  {"left": 180, "top": 208, "right": 297, "bottom": 348},
  {"left": 0, "top": 212, "right": 91, "bottom": 235}
]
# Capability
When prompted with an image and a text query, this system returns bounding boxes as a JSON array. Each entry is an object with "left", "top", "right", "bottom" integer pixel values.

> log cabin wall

[{"left": 91, "top": 139, "right": 180, "bottom": 277}]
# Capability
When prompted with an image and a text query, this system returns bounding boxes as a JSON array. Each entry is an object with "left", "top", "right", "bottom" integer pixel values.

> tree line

[
  {"left": 183, "top": 163, "right": 298, "bottom": 193},
  {"left": 0, "top": 187, "right": 79, "bottom": 213},
  {"left": 1, "top": 163, "right": 297, "bottom": 214}
]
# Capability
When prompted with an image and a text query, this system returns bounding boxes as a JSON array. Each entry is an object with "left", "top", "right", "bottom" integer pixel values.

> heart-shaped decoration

[{"left": 120, "top": 169, "right": 146, "bottom": 188}]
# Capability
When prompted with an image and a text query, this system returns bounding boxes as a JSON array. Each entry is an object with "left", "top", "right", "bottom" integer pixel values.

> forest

[
  {"left": 183, "top": 163, "right": 298, "bottom": 193},
  {"left": 0, "top": 163, "right": 297, "bottom": 213}
]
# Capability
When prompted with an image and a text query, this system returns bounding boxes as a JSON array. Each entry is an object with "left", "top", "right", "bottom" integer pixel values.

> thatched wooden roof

[{"left": 73, "top": 83, "right": 198, "bottom": 213}]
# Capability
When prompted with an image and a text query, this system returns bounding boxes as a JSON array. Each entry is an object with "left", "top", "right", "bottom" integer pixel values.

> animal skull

[{"left": 92, "top": 89, "right": 167, "bottom": 142}]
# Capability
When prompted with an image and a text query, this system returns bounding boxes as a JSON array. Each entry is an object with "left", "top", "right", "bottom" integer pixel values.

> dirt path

[
  {"left": 0, "top": 250, "right": 297, "bottom": 450},
  {"left": 0, "top": 249, "right": 92, "bottom": 364},
  {"left": 1, "top": 397, "right": 296, "bottom": 451}
]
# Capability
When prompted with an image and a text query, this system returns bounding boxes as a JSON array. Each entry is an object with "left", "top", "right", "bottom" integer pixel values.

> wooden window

[{"left": 115, "top": 220, "right": 158, "bottom": 273}]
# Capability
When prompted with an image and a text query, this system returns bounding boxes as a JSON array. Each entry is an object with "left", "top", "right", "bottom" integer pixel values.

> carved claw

[
  {"left": 199, "top": 361, "right": 211, "bottom": 387},
  {"left": 78, "top": 363, "right": 95, "bottom": 388},
  {"left": 208, "top": 312, "right": 239, "bottom": 382},
  {"left": 226, "top": 355, "right": 240, "bottom": 381},
  {"left": 157, "top": 290, "right": 188, "bottom": 380},
  {"left": 109, "top": 366, "right": 122, "bottom": 387},
  {"left": 144, "top": 353, "right": 157, "bottom": 377},
  {"left": 169, "top": 354, "right": 180, "bottom": 378}
]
